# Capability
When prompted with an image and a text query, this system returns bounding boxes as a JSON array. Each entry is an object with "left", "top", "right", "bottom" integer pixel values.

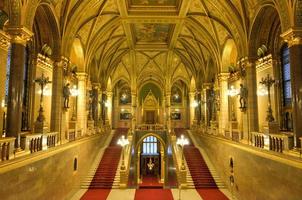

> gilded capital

[
  {"left": 4, "top": 26, "right": 32, "bottom": 46},
  {"left": 76, "top": 72, "right": 88, "bottom": 81},
  {"left": 218, "top": 72, "right": 229, "bottom": 82},
  {"left": 0, "top": 30, "right": 10, "bottom": 51},
  {"left": 281, "top": 28, "right": 302, "bottom": 47}
]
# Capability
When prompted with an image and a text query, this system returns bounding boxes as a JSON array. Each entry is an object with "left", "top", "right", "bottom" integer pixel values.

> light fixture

[
  {"left": 1, "top": 99, "right": 5, "bottom": 108},
  {"left": 70, "top": 85, "right": 79, "bottom": 96},
  {"left": 38, "top": 85, "right": 51, "bottom": 96},
  {"left": 177, "top": 135, "right": 189, "bottom": 170},
  {"left": 117, "top": 135, "right": 129, "bottom": 170},
  {"left": 257, "top": 85, "right": 268, "bottom": 96},
  {"left": 104, "top": 100, "right": 110, "bottom": 107},
  {"left": 191, "top": 100, "right": 199, "bottom": 108},
  {"left": 227, "top": 86, "right": 239, "bottom": 97}
]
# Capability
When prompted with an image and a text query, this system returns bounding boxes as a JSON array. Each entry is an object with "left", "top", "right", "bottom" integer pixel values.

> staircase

[
  {"left": 81, "top": 129, "right": 127, "bottom": 189},
  {"left": 184, "top": 146, "right": 225, "bottom": 189}
]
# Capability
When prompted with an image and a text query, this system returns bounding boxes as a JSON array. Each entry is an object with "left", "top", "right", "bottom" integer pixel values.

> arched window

[
  {"left": 281, "top": 45, "right": 291, "bottom": 107},
  {"left": 142, "top": 136, "right": 158, "bottom": 155}
]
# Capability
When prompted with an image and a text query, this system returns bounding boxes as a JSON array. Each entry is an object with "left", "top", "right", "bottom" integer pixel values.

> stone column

[
  {"left": 218, "top": 73, "right": 229, "bottom": 136},
  {"left": 5, "top": 27, "right": 32, "bottom": 148},
  {"left": 203, "top": 83, "right": 212, "bottom": 127},
  {"left": 51, "top": 57, "right": 68, "bottom": 143},
  {"left": 131, "top": 93, "right": 137, "bottom": 131},
  {"left": 77, "top": 73, "right": 88, "bottom": 135},
  {"left": 166, "top": 93, "right": 171, "bottom": 132},
  {"left": 282, "top": 28, "right": 302, "bottom": 146},
  {"left": 0, "top": 30, "right": 10, "bottom": 138},
  {"left": 242, "top": 58, "right": 259, "bottom": 141},
  {"left": 106, "top": 91, "right": 113, "bottom": 127},
  {"left": 189, "top": 92, "right": 195, "bottom": 128},
  {"left": 92, "top": 83, "right": 100, "bottom": 127}
]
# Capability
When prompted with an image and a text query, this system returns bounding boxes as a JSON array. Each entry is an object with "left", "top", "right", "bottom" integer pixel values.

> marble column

[
  {"left": 282, "top": 28, "right": 302, "bottom": 146},
  {"left": 131, "top": 93, "right": 137, "bottom": 131},
  {"left": 51, "top": 57, "right": 68, "bottom": 143},
  {"left": 5, "top": 27, "right": 32, "bottom": 148},
  {"left": 218, "top": 73, "right": 229, "bottom": 136},
  {"left": 0, "top": 30, "right": 10, "bottom": 138},
  {"left": 242, "top": 58, "right": 259, "bottom": 141},
  {"left": 106, "top": 91, "right": 113, "bottom": 127},
  {"left": 77, "top": 73, "right": 88, "bottom": 135},
  {"left": 189, "top": 92, "right": 195, "bottom": 128}
]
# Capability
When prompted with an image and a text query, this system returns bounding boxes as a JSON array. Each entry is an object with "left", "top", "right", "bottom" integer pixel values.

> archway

[{"left": 136, "top": 133, "right": 166, "bottom": 187}]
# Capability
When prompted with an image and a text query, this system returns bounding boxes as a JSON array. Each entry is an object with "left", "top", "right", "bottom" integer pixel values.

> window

[
  {"left": 281, "top": 45, "right": 291, "bottom": 107},
  {"left": 142, "top": 136, "right": 158, "bottom": 155},
  {"left": 5, "top": 46, "right": 11, "bottom": 104}
]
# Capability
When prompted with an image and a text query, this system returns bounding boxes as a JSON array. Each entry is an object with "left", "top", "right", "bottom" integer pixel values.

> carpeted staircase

[
  {"left": 184, "top": 146, "right": 218, "bottom": 188},
  {"left": 82, "top": 129, "right": 127, "bottom": 189}
]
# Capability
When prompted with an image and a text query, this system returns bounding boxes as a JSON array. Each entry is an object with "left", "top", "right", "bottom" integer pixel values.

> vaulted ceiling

[{"left": 3, "top": 0, "right": 295, "bottom": 90}]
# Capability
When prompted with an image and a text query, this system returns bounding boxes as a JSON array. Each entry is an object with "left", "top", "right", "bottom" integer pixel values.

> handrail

[{"left": 0, "top": 137, "right": 15, "bottom": 161}]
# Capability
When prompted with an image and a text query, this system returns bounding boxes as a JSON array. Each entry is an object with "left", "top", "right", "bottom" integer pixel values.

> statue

[
  {"left": 63, "top": 83, "right": 71, "bottom": 108},
  {"left": 238, "top": 84, "right": 247, "bottom": 110}
]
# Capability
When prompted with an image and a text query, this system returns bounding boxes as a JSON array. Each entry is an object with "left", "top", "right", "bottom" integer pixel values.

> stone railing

[
  {"left": 67, "top": 129, "right": 76, "bottom": 142},
  {"left": 170, "top": 135, "right": 187, "bottom": 187},
  {"left": 119, "top": 134, "right": 133, "bottom": 188},
  {"left": 251, "top": 132, "right": 265, "bottom": 149},
  {"left": 21, "top": 132, "right": 58, "bottom": 153},
  {"left": 251, "top": 132, "right": 294, "bottom": 152},
  {"left": 0, "top": 137, "right": 15, "bottom": 161},
  {"left": 136, "top": 124, "right": 165, "bottom": 131}
]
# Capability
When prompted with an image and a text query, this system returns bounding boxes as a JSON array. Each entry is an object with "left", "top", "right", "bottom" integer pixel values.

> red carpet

[
  {"left": 134, "top": 189, "right": 173, "bottom": 200},
  {"left": 139, "top": 176, "right": 163, "bottom": 188},
  {"left": 81, "top": 129, "right": 127, "bottom": 200},
  {"left": 178, "top": 129, "right": 229, "bottom": 200}
]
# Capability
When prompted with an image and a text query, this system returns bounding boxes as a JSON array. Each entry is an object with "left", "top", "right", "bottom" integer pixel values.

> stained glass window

[
  {"left": 281, "top": 45, "right": 291, "bottom": 107},
  {"left": 142, "top": 136, "right": 158, "bottom": 155}
]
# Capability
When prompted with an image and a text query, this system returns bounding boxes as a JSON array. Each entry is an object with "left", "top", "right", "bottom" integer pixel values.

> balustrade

[
  {"left": 136, "top": 124, "right": 165, "bottom": 131},
  {"left": 0, "top": 137, "right": 15, "bottom": 161}
]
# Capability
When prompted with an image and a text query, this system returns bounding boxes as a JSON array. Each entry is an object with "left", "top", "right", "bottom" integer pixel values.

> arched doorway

[{"left": 136, "top": 134, "right": 165, "bottom": 186}]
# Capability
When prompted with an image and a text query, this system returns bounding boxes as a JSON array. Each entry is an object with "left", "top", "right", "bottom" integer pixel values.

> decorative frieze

[{"left": 4, "top": 26, "right": 32, "bottom": 46}]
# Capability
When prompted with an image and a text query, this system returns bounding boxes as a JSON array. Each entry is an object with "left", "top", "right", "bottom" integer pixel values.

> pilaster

[{"left": 77, "top": 72, "right": 88, "bottom": 135}]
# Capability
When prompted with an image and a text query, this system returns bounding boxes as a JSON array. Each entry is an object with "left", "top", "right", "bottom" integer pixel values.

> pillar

[
  {"left": 131, "top": 93, "right": 137, "bottom": 131},
  {"left": 282, "top": 28, "right": 302, "bottom": 146},
  {"left": 218, "top": 73, "right": 229, "bottom": 136},
  {"left": 92, "top": 83, "right": 100, "bottom": 127},
  {"left": 5, "top": 27, "right": 32, "bottom": 148},
  {"left": 77, "top": 73, "right": 88, "bottom": 135},
  {"left": 106, "top": 91, "right": 113, "bottom": 127},
  {"left": 203, "top": 83, "right": 212, "bottom": 127},
  {"left": 242, "top": 58, "right": 259, "bottom": 141},
  {"left": 0, "top": 30, "right": 10, "bottom": 138},
  {"left": 166, "top": 93, "right": 171, "bottom": 132},
  {"left": 51, "top": 57, "right": 68, "bottom": 143},
  {"left": 189, "top": 92, "right": 195, "bottom": 128}
]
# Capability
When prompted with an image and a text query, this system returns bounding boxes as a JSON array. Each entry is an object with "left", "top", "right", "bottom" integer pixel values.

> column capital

[
  {"left": 4, "top": 26, "right": 32, "bottom": 46},
  {"left": 76, "top": 72, "right": 88, "bottom": 81},
  {"left": 106, "top": 91, "right": 113, "bottom": 97},
  {"left": 281, "top": 27, "right": 302, "bottom": 47},
  {"left": 0, "top": 30, "right": 10, "bottom": 51},
  {"left": 218, "top": 73, "right": 229, "bottom": 81},
  {"left": 92, "top": 82, "right": 101, "bottom": 89},
  {"left": 202, "top": 83, "right": 212, "bottom": 90}
]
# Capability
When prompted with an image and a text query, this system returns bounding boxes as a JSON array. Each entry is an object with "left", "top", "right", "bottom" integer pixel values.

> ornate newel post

[
  {"left": 260, "top": 74, "right": 279, "bottom": 134},
  {"left": 282, "top": 28, "right": 302, "bottom": 146},
  {"left": 34, "top": 73, "right": 52, "bottom": 133},
  {"left": 0, "top": 30, "right": 10, "bottom": 138},
  {"left": 5, "top": 26, "right": 32, "bottom": 149}
]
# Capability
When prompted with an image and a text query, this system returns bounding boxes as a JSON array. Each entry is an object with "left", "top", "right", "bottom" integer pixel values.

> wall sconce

[
  {"left": 38, "top": 85, "right": 51, "bottom": 96},
  {"left": 227, "top": 86, "right": 239, "bottom": 97},
  {"left": 191, "top": 100, "right": 199, "bottom": 108},
  {"left": 105, "top": 100, "right": 110, "bottom": 107},
  {"left": 257, "top": 85, "right": 268, "bottom": 96},
  {"left": 70, "top": 85, "right": 79, "bottom": 96}
]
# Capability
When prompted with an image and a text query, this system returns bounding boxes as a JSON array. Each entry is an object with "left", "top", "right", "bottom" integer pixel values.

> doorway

[{"left": 145, "top": 110, "right": 155, "bottom": 124}]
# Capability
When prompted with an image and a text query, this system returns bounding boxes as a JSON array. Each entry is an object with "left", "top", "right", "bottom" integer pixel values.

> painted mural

[
  {"left": 131, "top": 0, "right": 177, "bottom": 6},
  {"left": 134, "top": 23, "right": 172, "bottom": 43}
]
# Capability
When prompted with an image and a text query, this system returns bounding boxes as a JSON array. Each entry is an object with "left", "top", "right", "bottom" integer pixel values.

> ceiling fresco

[
  {"left": 133, "top": 23, "right": 173, "bottom": 44},
  {"left": 130, "top": 0, "right": 178, "bottom": 6}
]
